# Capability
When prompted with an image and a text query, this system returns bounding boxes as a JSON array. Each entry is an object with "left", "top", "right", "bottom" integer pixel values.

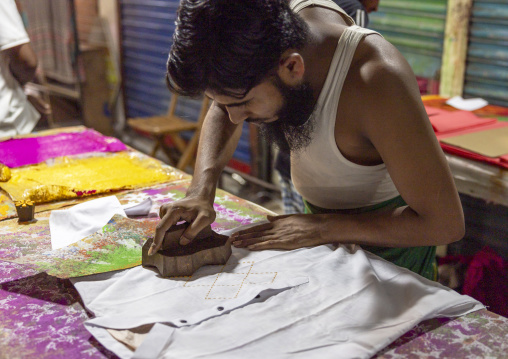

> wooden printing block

[{"left": 142, "top": 223, "right": 231, "bottom": 277}]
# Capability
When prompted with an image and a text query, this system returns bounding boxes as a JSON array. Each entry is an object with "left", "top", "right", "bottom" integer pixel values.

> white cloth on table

[
  {"left": 123, "top": 197, "right": 153, "bottom": 217},
  {"left": 74, "top": 243, "right": 484, "bottom": 359},
  {"left": 0, "top": 0, "right": 39, "bottom": 138},
  {"left": 49, "top": 196, "right": 153, "bottom": 250},
  {"left": 446, "top": 96, "right": 488, "bottom": 111},
  {"left": 49, "top": 196, "right": 127, "bottom": 250},
  {"left": 74, "top": 250, "right": 309, "bottom": 322}
]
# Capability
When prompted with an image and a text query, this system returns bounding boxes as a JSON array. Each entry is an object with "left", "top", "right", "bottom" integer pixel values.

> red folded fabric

[
  {"left": 440, "top": 143, "right": 508, "bottom": 169},
  {"left": 429, "top": 110, "right": 497, "bottom": 134},
  {"left": 462, "top": 247, "right": 508, "bottom": 317},
  {"left": 436, "top": 122, "right": 508, "bottom": 169},
  {"left": 424, "top": 106, "right": 447, "bottom": 117},
  {"left": 436, "top": 121, "right": 508, "bottom": 140}
]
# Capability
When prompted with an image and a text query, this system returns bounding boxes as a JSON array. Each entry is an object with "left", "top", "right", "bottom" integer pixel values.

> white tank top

[{"left": 290, "top": 0, "right": 400, "bottom": 210}]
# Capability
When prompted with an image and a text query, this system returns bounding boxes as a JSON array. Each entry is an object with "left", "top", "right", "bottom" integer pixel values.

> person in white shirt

[{"left": 0, "top": 0, "right": 40, "bottom": 138}]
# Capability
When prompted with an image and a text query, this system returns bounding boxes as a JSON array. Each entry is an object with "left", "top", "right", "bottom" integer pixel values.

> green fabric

[{"left": 304, "top": 196, "right": 438, "bottom": 281}]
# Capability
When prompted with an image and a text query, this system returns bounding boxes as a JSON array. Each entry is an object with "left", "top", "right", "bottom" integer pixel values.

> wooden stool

[{"left": 127, "top": 95, "right": 210, "bottom": 171}]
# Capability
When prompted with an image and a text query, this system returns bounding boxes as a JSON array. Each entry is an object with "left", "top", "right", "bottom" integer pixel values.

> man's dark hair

[{"left": 166, "top": 0, "right": 309, "bottom": 98}]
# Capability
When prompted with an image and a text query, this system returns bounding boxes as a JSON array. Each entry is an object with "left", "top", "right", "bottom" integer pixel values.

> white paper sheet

[
  {"left": 123, "top": 197, "right": 153, "bottom": 217},
  {"left": 78, "top": 245, "right": 484, "bottom": 359},
  {"left": 49, "top": 196, "right": 126, "bottom": 250},
  {"left": 446, "top": 96, "right": 488, "bottom": 111}
]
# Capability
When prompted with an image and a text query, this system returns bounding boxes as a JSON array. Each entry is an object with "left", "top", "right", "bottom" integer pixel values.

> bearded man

[
  {"left": 274, "top": 0, "right": 380, "bottom": 214},
  {"left": 150, "top": 0, "right": 464, "bottom": 280}
]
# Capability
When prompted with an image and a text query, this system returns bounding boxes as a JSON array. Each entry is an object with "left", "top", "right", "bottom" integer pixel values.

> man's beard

[{"left": 257, "top": 75, "right": 315, "bottom": 153}]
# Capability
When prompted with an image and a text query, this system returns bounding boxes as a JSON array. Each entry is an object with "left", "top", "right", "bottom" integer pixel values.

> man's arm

[
  {"left": 341, "top": 38, "right": 464, "bottom": 247},
  {"left": 232, "top": 39, "right": 463, "bottom": 250},
  {"left": 151, "top": 102, "right": 242, "bottom": 253},
  {"left": 4, "top": 43, "right": 37, "bottom": 86},
  {"left": 188, "top": 102, "right": 242, "bottom": 205}
]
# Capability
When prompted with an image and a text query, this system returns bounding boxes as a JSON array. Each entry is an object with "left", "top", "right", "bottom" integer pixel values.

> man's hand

[
  {"left": 230, "top": 214, "right": 325, "bottom": 251},
  {"left": 25, "top": 89, "right": 51, "bottom": 116},
  {"left": 149, "top": 196, "right": 216, "bottom": 255}
]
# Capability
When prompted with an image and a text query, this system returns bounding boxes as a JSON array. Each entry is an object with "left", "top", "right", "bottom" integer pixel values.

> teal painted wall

[
  {"left": 463, "top": 0, "right": 508, "bottom": 107},
  {"left": 369, "top": 0, "right": 447, "bottom": 79}
]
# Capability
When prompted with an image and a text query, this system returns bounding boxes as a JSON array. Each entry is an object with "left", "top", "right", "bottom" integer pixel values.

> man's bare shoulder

[
  {"left": 298, "top": 5, "right": 349, "bottom": 27},
  {"left": 354, "top": 34, "right": 417, "bottom": 92},
  {"left": 345, "top": 33, "right": 427, "bottom": 137}
]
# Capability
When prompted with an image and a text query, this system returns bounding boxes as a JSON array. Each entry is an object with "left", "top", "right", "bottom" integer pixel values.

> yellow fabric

[
  {"left": 0, "top": 153, "right": 184, "bottom": 203},
  {"left": 0, "top": 164, "right": 10, "bottom": 181}
]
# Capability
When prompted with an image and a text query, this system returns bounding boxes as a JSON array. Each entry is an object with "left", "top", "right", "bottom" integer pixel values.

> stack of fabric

[
  {"left": 425, "top": 106, "right": 508, "bottom": 168},
  {"left": 0, "top": 128, "right": 187, "bottom": 208}
]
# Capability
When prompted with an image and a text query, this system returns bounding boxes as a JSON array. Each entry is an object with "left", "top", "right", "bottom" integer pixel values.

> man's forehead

[
  {"left": 205, "top": 88, "right": 247, "bottom": 98},
  {"left": 205, "top": 88, "right": 251, "bottom": 106},
  {"left": 205, "top": 78, "right": 274, "bottom": 102}
]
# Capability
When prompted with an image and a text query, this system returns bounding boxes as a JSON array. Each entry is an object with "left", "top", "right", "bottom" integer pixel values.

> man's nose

[{"left": 227, "top": 107, "right": 249, "bottom": 125}]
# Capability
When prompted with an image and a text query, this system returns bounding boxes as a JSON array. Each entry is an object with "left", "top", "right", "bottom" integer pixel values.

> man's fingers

[
  {"left": 159, "top": 205, "right": 168, "bottom": 219},
  {"left": 26, "top": 93, "right": 51, "bottom": 115},
  {"left": 267, "top": 214, "right": 292, "bottom": 222},
  {"left": 151, "top": 209, "right": 184, "bottom": 255},
  {"left": 179, "top": 213, "right": 213, "bottom": 245},
  {"left": 231, "top": 222, "right": 273, "bottom": 238},
  {"left": 232, "top": 231, "right": 271, "bottom": 242},
  {"left": 232, "top": 235, "right": 264, "bottom": 248}
]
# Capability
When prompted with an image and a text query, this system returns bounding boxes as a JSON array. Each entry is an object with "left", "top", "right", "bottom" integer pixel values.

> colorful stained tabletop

[
  {"left": 0, "top": 181, "right": 271, "bottom": 279},
  {"left": 1, "top": 128, "right": 507, "bottom": 358},
  {"left": 2, "top": 263, "right": 508, "bottom": 359},
  {"left": 1, "top": 181, "right": 508, "bottom": 358}
]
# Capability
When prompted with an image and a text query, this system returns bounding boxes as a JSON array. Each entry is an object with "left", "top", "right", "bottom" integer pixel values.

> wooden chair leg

[
  {"left": 176, "top": 97, "right": 210, "bottom": 171},
  {"left": 153, "top": 136, "right": 176, "bottom": 167},
  {"left": 160, "top": 145, "right": 177, "bottom": 166},
  {"left": 150, "top": 140, "right": 161, "bottom": 158},
  {"left": 168, "top": 133, "right": 189, "bottom": 154},
  {"left": 176, "top": 130, "right": 200, "bottom": 171}
]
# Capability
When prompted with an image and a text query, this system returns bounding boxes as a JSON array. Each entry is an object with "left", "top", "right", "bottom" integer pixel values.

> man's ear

[{"left": 277, "top": 52, "right": 305, "bottom": 86}]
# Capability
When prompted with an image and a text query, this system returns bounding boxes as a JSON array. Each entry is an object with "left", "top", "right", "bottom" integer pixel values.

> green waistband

[
  {"left": 303, "top": 195, "right": 407, "bottom": 215},
  {"left": 303, "top": 195, "right": 437, "bottom": 281}
]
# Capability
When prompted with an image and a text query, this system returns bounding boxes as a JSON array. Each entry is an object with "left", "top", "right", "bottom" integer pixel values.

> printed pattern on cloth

[{"left": 82, "top": 245, "right": 484, "bottom": 359}]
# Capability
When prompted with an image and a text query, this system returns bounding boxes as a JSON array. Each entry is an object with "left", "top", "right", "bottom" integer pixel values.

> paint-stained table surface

[
  {"left": 0, "top": 181, "right": 275, "bottom": 359},
  {"left": 1, "top": 127, "right": 507, "bottom": 358},
  {"left": 2, "top": 249, "right": 508, "bottom": 359}
]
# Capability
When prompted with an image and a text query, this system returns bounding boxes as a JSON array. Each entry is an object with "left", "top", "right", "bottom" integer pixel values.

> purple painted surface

[
  {"left": 0, "top": 129, "right": 127, "bottom": 168},
  {"left": 1, "top": 185, "right": 507, "bottom": 357},
  {"left": 375, "top": 309, "right": 508, "bottom": 358},
  {"left": 0, "top": 183, "right": 272, "bottom": 358},
  {"left": 2, "top": 257, "right": 507, "bottom": 358},
  {"left": 0, "top": 260, "right": 117, "bottom": 358}
]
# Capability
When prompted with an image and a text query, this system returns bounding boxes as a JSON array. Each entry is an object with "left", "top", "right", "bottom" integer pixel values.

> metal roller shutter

[
  {"left": 120, "top": 0, "right": 251, "bottom": 167},
  {"left": 463, "top": 0, "right": 508, "bottom": 107},
  {"left": 368, "top": 0, "right": 447, "bottom": 79}
]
